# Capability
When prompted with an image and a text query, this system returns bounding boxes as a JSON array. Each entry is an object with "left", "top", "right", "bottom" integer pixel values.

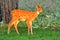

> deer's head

[{"left": 36, "top": 4, "right": 43, "bottom": 13}]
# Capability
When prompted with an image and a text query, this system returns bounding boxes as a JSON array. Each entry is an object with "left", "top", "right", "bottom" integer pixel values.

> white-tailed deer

[{"left": 8, "top": 4, "right": 43, "bottom": 34}]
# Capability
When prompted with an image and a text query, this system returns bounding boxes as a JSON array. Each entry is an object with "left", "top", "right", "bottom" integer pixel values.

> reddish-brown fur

[{"left": 8, "top": 4, "right": 43, "bottom": 34}]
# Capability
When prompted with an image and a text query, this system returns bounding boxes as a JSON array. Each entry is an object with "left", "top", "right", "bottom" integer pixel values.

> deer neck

[
  {"left": 34, "top": 11, "right": 40, "bottom": 17},
  {"left": 37, "top": 11, "right": 39, "bottom": 14}
]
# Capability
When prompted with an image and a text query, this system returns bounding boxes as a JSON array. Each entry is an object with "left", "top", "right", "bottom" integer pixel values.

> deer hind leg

[
  {"left": 14, "top": 20, "right": 19, "bottom": 34},
  {"left": 8, "top": 19, "right": 14, "bottom": 34},
  {"left": 26, "top": 21, "right": 33, "bottom": 35}
]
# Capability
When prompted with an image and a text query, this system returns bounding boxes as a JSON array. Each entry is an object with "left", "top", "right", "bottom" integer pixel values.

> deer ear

[{"left": 36, "top": 4, "right": 40, "bottom": 8}]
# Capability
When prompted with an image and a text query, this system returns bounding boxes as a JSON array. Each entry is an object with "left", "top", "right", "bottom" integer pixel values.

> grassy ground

[{"left": 0, "top": 24, "right": 60, "bottom": 40}]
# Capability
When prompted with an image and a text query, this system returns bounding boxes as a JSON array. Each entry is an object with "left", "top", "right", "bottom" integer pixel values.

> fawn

[{"left": 7, "top": 4, "right": 43, "bottom": 34}]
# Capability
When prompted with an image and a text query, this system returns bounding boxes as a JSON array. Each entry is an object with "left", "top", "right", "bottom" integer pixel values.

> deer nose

[{"left": 42, "top": 9, "right": 44, "bottom": 12}]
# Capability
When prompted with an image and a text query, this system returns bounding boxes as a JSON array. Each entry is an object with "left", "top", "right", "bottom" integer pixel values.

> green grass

[{"left": 0, "top": 24, "right": 60, "bottom": 40}]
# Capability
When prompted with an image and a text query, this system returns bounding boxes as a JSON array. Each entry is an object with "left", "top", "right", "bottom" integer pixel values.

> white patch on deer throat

[{"left": 37, "top": 11, "right": 39, "bottom": 14}]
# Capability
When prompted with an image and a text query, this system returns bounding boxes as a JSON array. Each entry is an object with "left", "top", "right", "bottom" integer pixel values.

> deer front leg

[
  {"left": 14, "top": 21, "right": 19, "bottom": 34},
  {"left": 31, "top": 25, "right": 33, "bottom": 35},
  {"left": 26, "top": 21, "right": 33, "bottom": 35}
]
